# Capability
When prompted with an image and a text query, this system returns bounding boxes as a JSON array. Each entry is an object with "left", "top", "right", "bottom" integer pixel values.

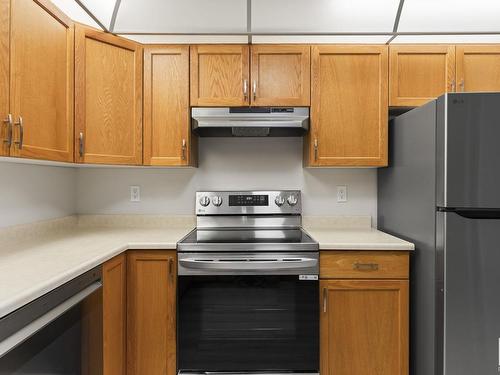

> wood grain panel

[
  {"left": 10, "top": 0, "right": 74, "bottom": 161},
  {"left": 190, "top": 45, "right": 249, "bottom": 106},
  {"left": 251, "top": 45, "right": 310, "bottom": 106},
  {"left": 102, "top": 254, "right": 126, "bottom": 375},
  {"left": 144, "top": 46, "right": 194, "bottom": 166},
  {"left": 81, "top": 287, "right": 103, "bottom": 375},
  {"left": 0, "top": 0, "right": 9, "bottom": 157},
  {"left": 75, "top": 25, "right": 142, "bottom": 165},
  {"left": 320, "top": 279, "right": 409, "bottom": 375},
  {"left": 127, "top": 251, "right": 176, "bottom": 375},
  {"left": 390, "top": 45, "right": 455, "bottom": 106},
  {"left": 307, "top": 45, "right": 388, "bottom": 167},
  {"left": 320, "top": 251, "right": 409, "bottom": 279},
  {"left": 456, "top": 45, "right": 500, "bottom": 92}
]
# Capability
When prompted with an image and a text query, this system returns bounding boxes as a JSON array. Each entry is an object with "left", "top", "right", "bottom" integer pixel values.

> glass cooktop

[{"left": 177, "top": 228, "right": 318, "bottom": 252}]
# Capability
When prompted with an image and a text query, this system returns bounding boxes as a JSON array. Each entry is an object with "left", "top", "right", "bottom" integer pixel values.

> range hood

[{"left": 191, "top": 107, "right": 309, "bottom": 137}]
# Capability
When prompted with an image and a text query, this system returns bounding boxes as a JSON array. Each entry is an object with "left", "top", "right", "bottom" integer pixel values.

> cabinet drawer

[{"left": 320, "top": 251, "right": 409, "bottom": 279}]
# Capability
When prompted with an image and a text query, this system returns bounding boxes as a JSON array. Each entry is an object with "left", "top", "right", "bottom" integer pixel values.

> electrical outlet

[
  {"left": 130, "top": 186, "right": 141, "bottom": 202},
  {"left": 337, "top": 185, "right": 347, "bottom": 203}
]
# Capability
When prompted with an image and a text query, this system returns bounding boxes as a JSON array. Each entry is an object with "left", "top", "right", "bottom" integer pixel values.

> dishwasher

[{"left": 0, "top": 267, "right": 103, "bottom": 375}]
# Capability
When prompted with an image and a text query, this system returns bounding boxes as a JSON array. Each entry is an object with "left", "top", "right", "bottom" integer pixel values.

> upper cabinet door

[
  {"left": 0, "top": 0, "right": 9, "bottom": 157},
  {"left": 456, "top": 45, "right": 500, "bottom": 93},
  {"left": 75, "top": 26, "right": 143, "bottom": 165},
  {"left": 144, "top": 46, "right": 195, "bottom": 166},
  {"left": 389, "top": 45, "right": 455, "bottom": 107},
  {"left": 250, "top": 45, "right": 310, "bottom": 106},
  {"left": 308, "top": 45, "right": 388, "bottom": 167},
  {"left": 10, "top": 0, "right": 74, "bottom": 162},
  {"left": 190, "top": 45, "right": 250, "bottom": 107}
]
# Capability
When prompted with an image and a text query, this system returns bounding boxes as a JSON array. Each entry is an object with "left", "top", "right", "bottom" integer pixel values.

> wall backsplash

[
  {"left": 0, "top": 162, "right": 76, "bottom": 228},
  {"left": 76, "top": 138, "right": 377, "bottom": 222}
]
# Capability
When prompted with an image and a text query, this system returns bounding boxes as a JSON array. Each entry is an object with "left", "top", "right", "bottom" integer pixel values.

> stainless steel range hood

[{"left": 191, "top": 107, "right": 309, "bottom": 137}]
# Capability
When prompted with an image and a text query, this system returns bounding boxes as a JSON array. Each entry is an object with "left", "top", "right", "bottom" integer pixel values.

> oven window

[{"left": 178, "top": 275, "right": 319, "bottom": 372}]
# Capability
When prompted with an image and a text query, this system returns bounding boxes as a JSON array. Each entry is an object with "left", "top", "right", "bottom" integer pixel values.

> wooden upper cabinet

[
  {"left": 0, "top": 0, "right": 9, "bottom": 157},
  {"left": 127, "top": 251, "right": 177, "bottom": 375},
  {"left": 389, "top": 45, "right": 455, "bottom": 107},
  {"left": 456, "top": 45, "right": 500, "bottom": 92},
  {"left": 144, "top": 46, "right": 195, "bottom": 166},
  {"left": 250, "top": 45, "right": 310, "bottom": 106},
  {"left": 320, "top": 279, "right": 409, "bottom": 375},
  {"left": 102, "top": 254, "right": 127, "bottom": 375},
  {"left": 190, "top": 45, "right": 250, "bottom": 106},
  {"left": 308, "top": 45, "right": 388, "bottom": 167},
  {"left": 9, "top": 0, "right": 74, "bottom": 162},
  {"left": 75, "top": 25, "right": 142, "bottom": 165}
]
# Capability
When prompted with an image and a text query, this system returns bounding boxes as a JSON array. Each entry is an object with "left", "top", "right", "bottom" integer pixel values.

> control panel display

[{"left": 229, "top": 195, "right": 269, "bottom": 206}]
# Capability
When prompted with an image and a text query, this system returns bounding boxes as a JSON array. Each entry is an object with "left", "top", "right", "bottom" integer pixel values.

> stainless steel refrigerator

[{"left": 378, "top": 92, "right": 500, "bottom": 375}]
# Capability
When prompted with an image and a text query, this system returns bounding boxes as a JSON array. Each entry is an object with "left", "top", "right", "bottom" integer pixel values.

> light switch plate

[
  {"left": 337, "top": 185, "right": 347, "bottom": 203},
  {"left": 130, "top": 186, "right": 141, "bottom": 202}
]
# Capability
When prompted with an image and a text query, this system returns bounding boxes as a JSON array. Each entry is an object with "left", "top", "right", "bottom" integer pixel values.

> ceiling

[{"left": 50, "top": 0, "right": 500, "bottom": 44}]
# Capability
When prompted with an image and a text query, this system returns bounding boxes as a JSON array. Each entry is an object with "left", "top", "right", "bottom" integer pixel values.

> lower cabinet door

[
  {"left": 127, "top": 251, "right": 177, "bottom": 375},
  {"left": 102, "top": 254, "right": 127, "bottom": 375},
  {"left": 320, "top": 279, "right": 408, "bottom": 375}
]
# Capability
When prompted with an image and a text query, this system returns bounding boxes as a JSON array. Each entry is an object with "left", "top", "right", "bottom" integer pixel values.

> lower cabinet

[
  {"left": 127, "top": 250, "right": 177, "bottom": 375},
  {"left": 320, "top": 251, "right": 409, "bottom": 375},
  {"left": 102, "top": 254, "right": 127, "bottom": 375}
]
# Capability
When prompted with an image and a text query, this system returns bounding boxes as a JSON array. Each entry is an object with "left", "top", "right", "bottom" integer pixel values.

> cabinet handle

[
  {"left": 79, "top": 132, "right": 84, "bottom": 157},
  {"left": 451, "top": 79, "right": 456, "bottom": 92},
  {"left": 459, "top": 79, "right": 465, "bottom": 92},
  {"left": 353, "top": 262, "right": 379, "bottom": 271},
  {"left": 243, "top": 79, "right": 248, "bottom": 101},
  {"left": 14, "top": 116, "right": 23, "bottom": 150},
  {"left": 3, "top": 114, "right": 12, "bottom": 147},
  {"left": 314, "top": 138, "right": 318, "bottom": 161},
  {"left": 252, "top": 80, "right": 257, "bottom": 101},
  {"left": 181, "top": 139, "right": 187, "bottom": 161},
  {"left": 322, "top": 287, "right": 327, "bottom": 313},
  {"left": 168, "top": 258, "right": 174, "bottom": 280}
]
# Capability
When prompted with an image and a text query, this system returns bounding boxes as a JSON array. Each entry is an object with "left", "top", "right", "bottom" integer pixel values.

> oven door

[{"left": 177, "top": 252, "right": 319, "bottom": 374}]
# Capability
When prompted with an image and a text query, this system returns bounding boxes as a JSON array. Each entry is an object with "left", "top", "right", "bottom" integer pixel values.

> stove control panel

[{"left": 196, "top": 191, "right": 301, "bottom": 215}]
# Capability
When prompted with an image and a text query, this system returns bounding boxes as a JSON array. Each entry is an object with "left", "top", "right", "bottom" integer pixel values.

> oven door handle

[{"left": 179, "top": 257, "right": 318, "bottom": 271}]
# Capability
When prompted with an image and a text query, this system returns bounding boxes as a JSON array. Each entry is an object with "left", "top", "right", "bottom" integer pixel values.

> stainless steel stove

[{"left": 177, "top": 190, "right": 319, "bottom": 375}]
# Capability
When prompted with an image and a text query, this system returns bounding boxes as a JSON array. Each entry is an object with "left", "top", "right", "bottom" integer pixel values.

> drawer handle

[{"left": 353, "top": 262, "right": 379, "bottom": 271}]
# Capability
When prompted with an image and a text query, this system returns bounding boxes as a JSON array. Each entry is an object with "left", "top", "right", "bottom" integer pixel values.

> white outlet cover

[
  {"left": 130, "top": 186, "right": 141, "bottom": 202},
  {"left": 337, "top": 185, "right": 348, "bottom": 203}
]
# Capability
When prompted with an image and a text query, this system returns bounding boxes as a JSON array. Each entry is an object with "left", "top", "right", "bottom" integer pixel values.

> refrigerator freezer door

[
  {"left": 441, "top": 211, "right": 500, "bottom": 375},
  {"left": 440, "top": 93, "right": 500, "bottom": 209}
]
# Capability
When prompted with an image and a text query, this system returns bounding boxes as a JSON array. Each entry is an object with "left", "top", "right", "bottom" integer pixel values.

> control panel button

[
  {"left": 287, "top": 195, "right": 298, "bottom": 206},
  {"left": 212, "top": 196, "right": 223, "bottom": 206},
  {"left": 199, "top": 196, "right": 211, "bottom": 207},
  {"left": 275, "top": 196, "right": 285, "bottom": 207}
]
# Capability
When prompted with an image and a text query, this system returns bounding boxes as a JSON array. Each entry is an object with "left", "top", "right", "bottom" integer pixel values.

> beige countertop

[{"left": 0, "top": 215, "right": 413, "bottom": 318}]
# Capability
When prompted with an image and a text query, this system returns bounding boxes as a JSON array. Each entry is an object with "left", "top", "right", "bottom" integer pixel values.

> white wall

[
  {"left": 0, "top": 162, "right": 76, "bottom": 228},
  {"left": 76, "top": 138, "right": 377, "bottom": 220}
]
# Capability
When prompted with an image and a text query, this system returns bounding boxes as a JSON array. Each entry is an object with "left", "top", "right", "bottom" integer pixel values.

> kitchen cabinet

[
  {"left": 0, "top": 0, "right": 8, "bottom": 157},
  {"left": 144, "top": 46, "right": 196, "bottom": 166},
  {"left": 306, "top": 45, "right": 388, "bottom": 167},
  {"left": 127, "top": 251, "right": 177, "bottom": 375},
  {"left": 190, "top": 45, "right": 250, "bottom": 106},
  {"left": 389, "top": 45, "right": 456, "bottom": 107},
  {"left": 102, "top": 254, "right": 127, "bottom": 375},
  {"left": 250, "top": 45, "right": 310, "bottom": 106},
  {"left": 0, "top": 0, "right": 74, "bottom": 161},
  {"left": 75, "top": 25, "right": 143, "bottom": 165},
  {"left": 320, "top": 251, "right": 409, "bottom": 375},
  {"left": 456, "top": 45, "right": 500, "bottom": 92},
  {"left": 190, "top": 44, "right": 310, "bottom": 107}
]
